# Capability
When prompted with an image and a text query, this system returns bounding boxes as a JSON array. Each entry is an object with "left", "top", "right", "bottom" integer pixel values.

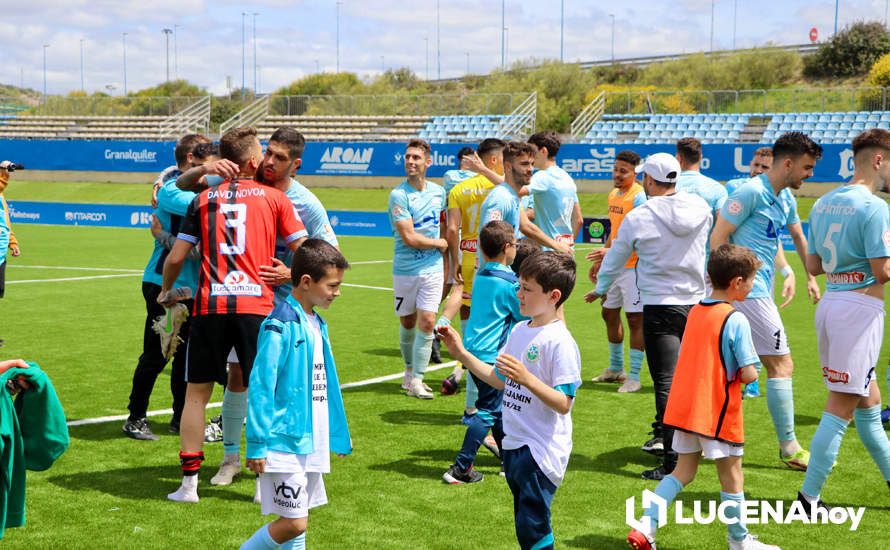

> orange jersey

[
  {"left": 664, "top": 302, "right": 744, "bottom": 445},
  {"left": 179, "top": 179, "right": 307, "bottom": 316},
  {"left": 607, "top": 183, "right": 645, "bottom": 269}
]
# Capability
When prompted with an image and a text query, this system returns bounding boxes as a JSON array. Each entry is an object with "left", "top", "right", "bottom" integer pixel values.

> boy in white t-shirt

[
  {"left": 439, "top": 251, "right": 582, "bottom": 550},
  {"left": 241, "top": 240, "right": 352, "bottom": 550}
]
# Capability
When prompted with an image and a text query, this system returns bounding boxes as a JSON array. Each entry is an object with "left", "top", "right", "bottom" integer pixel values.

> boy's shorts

[
  {"left": 733, "top": 297, "right": 789, "bottom": 356},
  {"left": 502, "top": 445, "right": 557, "bottom": 550},
  {"left": 259, "top": 470, "right": 328, "bottom": 519},
  {"left": 815, "top": 291, "right": 884, "bottom": 397},
  {"left": 393, "top": 272, "right": 444, "bottom": 316},
  {"left": 672, "top": 430, "right": 744, "bottom": 460},
  {"left": 185, "top": 314, "right": 264, "bottom": 386},
  {"left": 602, "top": 268, "right": 642, "bottom": 313}
]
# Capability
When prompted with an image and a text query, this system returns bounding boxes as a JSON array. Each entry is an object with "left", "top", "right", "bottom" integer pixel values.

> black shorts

[
  {"left": 0, "top": 260, "right": 5, "bottom": 298},
  {"left": 185, "top": 313, "right": 265, "bottom": 386}
]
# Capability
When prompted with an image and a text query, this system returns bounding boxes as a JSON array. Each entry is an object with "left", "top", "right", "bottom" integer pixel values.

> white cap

[{"left": 635, "top": 152, "right": 681, "bottom": 184}]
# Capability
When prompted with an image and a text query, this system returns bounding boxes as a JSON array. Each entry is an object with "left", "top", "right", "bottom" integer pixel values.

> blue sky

[{"left": 0, "top": 0, "right": 887, "bottom": 96}]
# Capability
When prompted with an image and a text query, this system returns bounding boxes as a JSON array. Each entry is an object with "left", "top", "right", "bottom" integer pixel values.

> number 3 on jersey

[{"left": 220, "top": 203, "right": 247, "bottom": 255}]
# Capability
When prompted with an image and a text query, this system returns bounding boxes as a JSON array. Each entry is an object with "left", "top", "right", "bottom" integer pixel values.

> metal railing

[
  {"left": 602, "top": 87, "right": 889, "bottom": 115},
  {"left": 579, "top": 43, "right": 819, "bottom": 69},
  {"left": 219, "top": 95, "right": 270, "bottom": 134},
  {"left": 266, "top": 92, "right": 526, "bottom": 117},
  {"left": 0, "top": 96, "right": 205, "bottom": 117},
  {"left": 159, "top": 96, "right": 211, "bottom": 138},
  {"left": 570, "top": 91, "right": 605, "bottom": 139},
  {"left": 497, "top": 92, "right": 537, "bottom": 140}
]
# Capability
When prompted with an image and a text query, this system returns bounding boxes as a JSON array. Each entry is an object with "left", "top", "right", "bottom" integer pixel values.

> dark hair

[
  {"left": 707, "top": 244, "right": 761, "bottom": 290},
  {"left": 476, "top": 138, "right": 506, "bottom": 159},
  {"left": 219, "top": 127, "right": 260, "bottom": 168},
  {"left": 511, "top": 239, "right": 542, "bottom": 275},
  {"left": 291, "top": 239, "right": 350, "bottom": 285},
  {"left": 753, "top": 146, "right": 773, "bottom": 158},
  {"left": 852, "top": 128, "right": 890, "bottom": 157},
  {"left": 518, "top": 251, "right": 576, "bottom": 307},
  {"left": 528, "top": 131, "right": 561, "bottom": 158},
  {"left": 192, "top": 142, "right": 219, "bottom": 160},
  {"left": 772, "top": 132, "right": 823, "bottom": 162},
  {"left": 269, "top": 126, "right": 306, "bottom": 160},
  {"left": 174, "top": 134, "right": 210, "bottom": 166},
  {"left": 457, "top": 146, "right": 475, "bottom": 162},
  {"left": 479, "top": 220, "right": 515, "bottom": 259},
  {"left": 406, "top": 138, "right": 431, "bottom": 157},
  {"left": 676, "top": 137, "right": 702, "bottom": 164},
  {"left": 502, "top": 141, "right": 538, "bottom": 164},
  {"left": 615, "top": 149, "right": 641, "bottom": 166}
]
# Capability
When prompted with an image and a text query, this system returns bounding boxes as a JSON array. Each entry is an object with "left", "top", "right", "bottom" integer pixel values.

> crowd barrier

[
  {"left": 0, "top": 139, "right": 857, "bottom": 182},
  {"left": 7, "top": 201, "right": 803, "bottom": 251}
]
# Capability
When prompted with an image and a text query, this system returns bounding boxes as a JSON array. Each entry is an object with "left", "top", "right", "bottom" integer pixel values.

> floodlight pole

[
  {"left": 163, "top": 28, "right": 172, "bottom": 82},
  {"left": 252, "top": 13, "right": 259, "bottom": 94},
  {"left": 834, "top": 0, "right": 839, "bottom": 36},
  {"left": 174, "top": 24, "right": 179, "bottom": 79},
  {"left": 79, "top": 39, "right": 85, "bottom": 92},
  {"left": 560, "top": 0, "right": 564, "bottom": 62},
  {"left": 122, "top": 33, "right": 127, "bottom": 96},
  {"left": 609, "top": 13, "right": 615, "bottom": 64},
  {"left": 241, "top": 12, "right": 246, "bottom": 99},
  {"left": 424, "top": 36, "right": 429, "bottom": 79},
  {"left": 732, "top": 0, "right": 737, "bottom": 49},
  {"left": 466, "top": 52, "right": 470, "bottom": 75},
  {"left": 436, "top": 0, "right": 441, "bottom": 79},
  {"left": 336, "top": 2, "right": 342, "bottom": 73},
  {"left": 500, "top": 0, "right": 505, "bottom": 70},
  {"left": 709, "top": 0, "right": 715, "bottom": 53},
  {"left": 42, "top": 44, "right": 49, "bottom": 104}
]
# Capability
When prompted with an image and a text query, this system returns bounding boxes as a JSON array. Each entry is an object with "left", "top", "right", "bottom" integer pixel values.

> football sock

[
  {"left": 642, "top": 474, "right": 683, "bottom": 536},
  {"left": 179, "top": 451, "right": 204, "bottom": 476},
  {"left": 399, "top": 325, "right": 415, "bottom": 370},
  {"left": 854, "top": 405, "right": 890, "bottom": 481},
  {"left": 608, "top": 342, "right": 624, "bottom": 372},
  {"left": 280, "top": 533, "right": 306, "bottom": 550},
  {"left": 629, "top": 349, "right": 645, "bottom": 382},
  {"left": 720, "top": 491, "right": 749, "bottom": 542},
  {"left": 801, "top": 411, "right": 848, "bottom": 499},
  {"left": 240, "top": 524, "right": 277, "bottom": 550},
  {"left": 766, "top": 378, "right": 797, "bottom": 447},
  {"left": 465, "top": 374, "right": 479, "bottom": 412},
  {"left": 222, "top": 388, "right": 248, "bottom": 456},
  {"left": 412, "top": 330, "right": 434, "bottom": 379}
]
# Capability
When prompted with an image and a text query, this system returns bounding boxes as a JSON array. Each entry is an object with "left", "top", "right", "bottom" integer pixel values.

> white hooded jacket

[{"left": 595, "top": 190, "right": 712, "bottom": 306}]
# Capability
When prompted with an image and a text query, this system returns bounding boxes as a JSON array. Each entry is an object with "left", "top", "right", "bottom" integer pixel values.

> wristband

[{"left": 780, "top": 265, "right": 793, "bottom": 279}]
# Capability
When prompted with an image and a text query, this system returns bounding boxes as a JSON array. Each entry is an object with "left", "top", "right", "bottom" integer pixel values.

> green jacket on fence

[{"left": 0, "top": 362, "right": 69, "bottom": 539}]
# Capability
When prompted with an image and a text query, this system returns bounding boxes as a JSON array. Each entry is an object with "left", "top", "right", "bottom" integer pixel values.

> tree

[{"left": 804, "top": 21, "right": 890, "bottom": 78}]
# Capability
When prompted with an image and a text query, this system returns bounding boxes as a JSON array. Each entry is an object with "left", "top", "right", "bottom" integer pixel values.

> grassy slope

[{"left": 1, "top": 223, "right": 889, "bottom": 549}]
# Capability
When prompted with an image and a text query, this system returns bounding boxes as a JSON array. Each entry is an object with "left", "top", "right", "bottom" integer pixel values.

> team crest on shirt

[
  {"left": 525, "top": 344, "right": 541, "bottom": 363},
  {"left": 727, "top": 200, "right": 742, "bottom": 215},
  {"left": 488, "top": 210, "right": 503, "bottom": 221},
  {"left": 884, "top": 230, "right": 890, "bottom": 248},
  {"left": 392, "top": 204, "right": 406, "bottom": 218},
  {"left": 211, "top": 270, "right": 262, "bottom": 297}
]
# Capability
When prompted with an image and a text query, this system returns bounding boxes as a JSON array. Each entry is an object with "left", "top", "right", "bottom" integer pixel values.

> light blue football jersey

[
  {"left": 142, "top": 177, "right": 199, "bottom": 291},
  {"left": 807, "top": 184, "right": 890, "bottom": 292},
  {"left": 464, "top": 262, "right": 527, "bottom": 363},
  {"left": 388, "top": 180, "right": 447, "bottom": 276},
  {"left": 528, "top": 165, "right": 579, "bottom": 249},
  {"left": 480, "top": 182, "right": 521, "bottom": 239},
  {"left": 677, "top": 170, "right": 727, "bottom": 220},
  {"left": 720, "top": 174, "right": 800, "bottom": 299},
  {"left": 725, "top": 176, "right": 751, "bottom": 195},
  {"left": 443, "top": 169, "right": 476, "bottom": 194},
  {"left": 520, "top": 194, "right": 535, "bottom": 211},
  {"left": 701, "top": 299, "right": 761, "bottom": 380},
  {"left": 273, "top": 178, "right": 339, "bottom": 303}
]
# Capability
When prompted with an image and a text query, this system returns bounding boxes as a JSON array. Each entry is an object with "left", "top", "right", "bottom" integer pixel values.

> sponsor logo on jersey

[
  {"left": 822, "top": 366, "right": 850, "bottom": 384},
  {"left": 319, "top": 146, "right": 373, "bottom": 173},
  {"left": 459, "top": 238, "right": 477, "bottom": 253},
  {"left": 826, "top": 271, "right": 866, "bottom": 285},
  {"left": 211, "top": 270, "right": 262, "bottom": 297},
  {"left": 726, "top": 199, "right": 743, "bottom": 215},
  {"left": 525, "top": 344, "right": 540, "bottom": 363}
]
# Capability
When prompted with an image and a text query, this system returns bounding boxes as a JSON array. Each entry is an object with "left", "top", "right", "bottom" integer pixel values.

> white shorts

[
  {"left": 815, "top": 291, "right": 884, "bottom": 397},
  {"left": 393, "top": 272, "right": 444, "bottom": 316},
  {"left": 260, "top": 470, "right": 328, "bottom": 519},
  {"left": 733, "top": 297, "right": 789, "bottom": 356},
  {"left": 673, "top": 430, "right": 744, "bottom": 459},
  {"left": 602, "top": 269, "right": 642, "bottom": 313}
]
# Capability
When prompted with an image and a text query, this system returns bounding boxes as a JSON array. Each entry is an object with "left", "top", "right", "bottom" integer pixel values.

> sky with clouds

[{"left": 1, "top": 0, "right": 888, "bottom": 96}]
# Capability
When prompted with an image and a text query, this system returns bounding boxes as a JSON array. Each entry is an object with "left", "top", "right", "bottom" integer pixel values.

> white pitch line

[
  {"left": 66, "top": 361, "right": 458, "bottom": 427},
  {"left": 342, "top": 282, "right": 393, "bottom": 291},
  {"left": 11, "top": 265, "right": 143, "bottom": 272},
  {"left": 9, "top": 273, "right": 142, "bottom": 284}
]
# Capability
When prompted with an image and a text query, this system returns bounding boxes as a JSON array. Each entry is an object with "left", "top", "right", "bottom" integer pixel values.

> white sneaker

[
  {"left": 167, "top": 475, "right": 199, "bottom": 503},
  {"left": 618, "top": 379, "right": 642, "bottom": 393},
  {"left": 407, "top": 377, "right": 434, "bottom": 399},
  {"left": 152, "top": 303, "right": 189, "bottom": 360},
  {"left": 450, "top": 365, "right": 464, "bottom": 383},
  {"left": 728, "top": 534, "right": 780, "bottom": 550},
  {"left": 210, "top": 457, "right": 241, "bottom": 486},
  {"left": 253, "top": 476, "right": 262, "bottom": 504},
  {"left": 401, "top": 367, "right": 412, "bottom": 390},
  {"left": 592, "top": 368, "right": 627, "bottom": 383}
]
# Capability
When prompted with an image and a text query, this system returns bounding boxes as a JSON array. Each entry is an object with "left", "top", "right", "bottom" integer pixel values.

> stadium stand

[
  {"left": 578, "top": 111, "right": 890, "bottom": 144},
  {"left": 254, "top": 115, "right": 429, "bottom": 142}
]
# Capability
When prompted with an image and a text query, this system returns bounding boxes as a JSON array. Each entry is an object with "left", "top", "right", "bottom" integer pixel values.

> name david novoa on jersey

[{"left": 211, "top": 270, "right": 262, "bottom": 297}]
